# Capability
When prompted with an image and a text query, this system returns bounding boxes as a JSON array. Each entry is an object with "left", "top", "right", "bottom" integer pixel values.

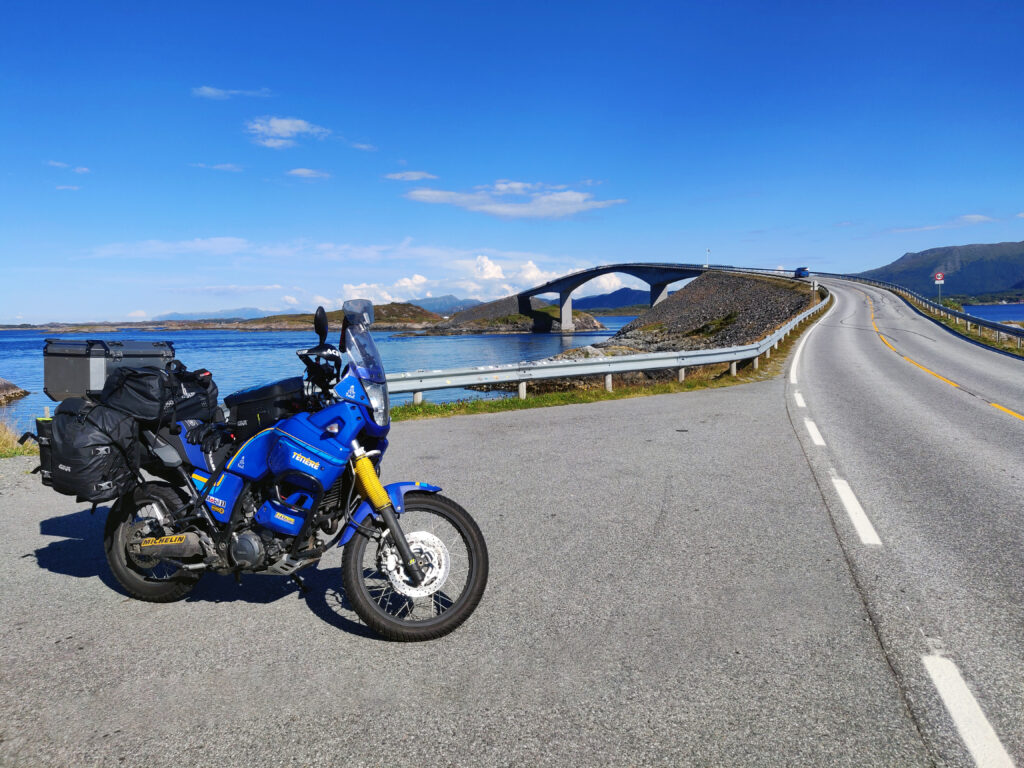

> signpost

[{"left": 934, "top": 272, "right": 945, "bottom": 303}]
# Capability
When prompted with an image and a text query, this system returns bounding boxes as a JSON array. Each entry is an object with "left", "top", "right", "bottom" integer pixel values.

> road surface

[{"left": 0, "top": 279, "right": 1019, "bottom": 766}]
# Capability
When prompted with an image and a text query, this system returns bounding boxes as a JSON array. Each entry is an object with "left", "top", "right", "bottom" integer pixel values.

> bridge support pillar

[
  {"left": 649, "top": 281, "right": 671, "bottom": 306},
  {"left": 518, "top": 381, "right": 527, "bottom": 400},
  {"left": 604, "top": 374, "right": 613, "bottom": 392},
  {"left": 559, "top": 291, "right": 575, "bottom": 332}
]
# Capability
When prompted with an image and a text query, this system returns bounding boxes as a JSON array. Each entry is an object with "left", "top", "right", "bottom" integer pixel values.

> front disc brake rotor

[{"left": 378, "top": 531, "right": 450, "bottom": 598}]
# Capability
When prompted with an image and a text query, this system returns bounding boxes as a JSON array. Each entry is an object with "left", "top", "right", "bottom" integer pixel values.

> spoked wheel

[
  {"left": 103, "top": 482, "right": 202, "bottom": 603},
  {"left": 341, "top": 492, "right": 488, "bottom": 641}
]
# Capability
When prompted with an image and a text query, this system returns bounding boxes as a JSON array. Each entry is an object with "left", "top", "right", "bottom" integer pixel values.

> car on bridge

[{"left": 794, "top": 266, "right": 810, "bottom": 278}]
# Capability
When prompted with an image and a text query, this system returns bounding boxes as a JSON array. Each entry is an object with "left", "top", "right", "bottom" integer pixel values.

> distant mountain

[
  {"left": 574, "top": 288, "right": 658, "bottom": 309},
  {"left": 154, "top": 307, "right": 268, "bottom": 321},
  {"left": 859, "top": 241, "right": 1024, "bottom": 296},
  {"left": 408, "top": 295, "right": 483, "bottom": 315}
]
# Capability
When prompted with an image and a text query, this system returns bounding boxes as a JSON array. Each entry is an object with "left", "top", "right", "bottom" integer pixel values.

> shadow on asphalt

[{"left": 32, "top": 507, "right": 380, "bottom": 640}]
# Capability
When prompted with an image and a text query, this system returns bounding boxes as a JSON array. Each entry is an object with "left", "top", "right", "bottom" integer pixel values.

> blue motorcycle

[{"left": 105, "top": 300, "right": 488, "bottom": 641}]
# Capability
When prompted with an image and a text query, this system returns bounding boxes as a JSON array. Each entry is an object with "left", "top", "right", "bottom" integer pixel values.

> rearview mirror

[
  {"left": 313, "top": 306, "right": 328, "bottom": 345},
  {"left": 342, "top": 299, "right": 374, "bottom": 327}
]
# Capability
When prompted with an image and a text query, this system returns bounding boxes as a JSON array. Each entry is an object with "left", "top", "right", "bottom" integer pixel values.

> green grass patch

[{"left": 686, "top": 312, "right": 738, "bottom": 337}]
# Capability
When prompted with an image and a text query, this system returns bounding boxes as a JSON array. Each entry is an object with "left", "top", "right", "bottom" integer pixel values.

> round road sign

[{"left": 934, "top": 272, "right": 945, "bottom": 281}]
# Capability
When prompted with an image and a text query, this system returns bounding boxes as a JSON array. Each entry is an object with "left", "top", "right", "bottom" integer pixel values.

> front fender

[{"left": 338, "top": 481, "right": 442, "bottom": 546}]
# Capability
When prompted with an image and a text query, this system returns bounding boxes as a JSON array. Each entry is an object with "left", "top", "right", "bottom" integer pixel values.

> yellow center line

[
  {"left": 852, "top": 287, "right": 1024, "bottom": 424},
  {"left": 862, "top": 290, "right": 959, "bottom": 386},
  {"left": 991, "top": 403, "right": 1024, "bottom": 422},
  {"left": 901, "top": 356, "right": 960, "bottom": 388}
]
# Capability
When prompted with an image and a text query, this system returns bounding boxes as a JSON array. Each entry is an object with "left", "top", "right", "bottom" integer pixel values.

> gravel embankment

[{"left": 600, "top": 272, "right": 814, "bottom": 352}]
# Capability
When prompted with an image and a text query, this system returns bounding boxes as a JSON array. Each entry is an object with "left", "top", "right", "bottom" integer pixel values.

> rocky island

[{"left": 432, "top": 295, "right": 604, "bottom": 334}]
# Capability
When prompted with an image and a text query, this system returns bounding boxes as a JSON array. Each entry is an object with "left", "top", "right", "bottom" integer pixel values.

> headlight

[{"left": 364, "top": 381, "right": 390, "bottom": 426}]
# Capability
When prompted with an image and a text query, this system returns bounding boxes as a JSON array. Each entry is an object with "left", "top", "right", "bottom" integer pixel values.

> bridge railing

[
  {"left": 810, "top": 272, "right": 1024, "bottom": 345},
  {"left": 387, "top": 285, "right": 832, "bottom": 402}
]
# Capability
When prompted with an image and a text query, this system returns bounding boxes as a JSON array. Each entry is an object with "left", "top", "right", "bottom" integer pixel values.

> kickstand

[{"left": 291, "top": 573, "right": 310, "bottom": 594}]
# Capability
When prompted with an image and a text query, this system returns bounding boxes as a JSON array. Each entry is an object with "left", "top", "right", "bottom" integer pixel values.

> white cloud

[
  {"left": 474, "top": 255, "right": 505, "bottom": 280},
  {"left": 286, "top": 168, "right": 330, "bottom": 179},
  {"left": 385, "top": 171, "right": 438, "bottom": 181},
  {"left": 56, "top": 185, "right": 80, "bottom": 191},
  {"left": 127, "top": 310, "right": 147, "bottom": 318},
  {"left": 394, "top": 274, "right": 429, "bottom": 292},
  {"left": 73, "top": 167, "right": 89, "bottom": 174},
  {"left": 405, "top": 179, "right": 626, "bottom": 219},
  {"left": 576, "top": 273, "right": 625, "bottom": 296},
  {"left": 193, "top": 85, "right": 271, "bottom": 100},
  {"left": 192, "top": 162, "right": 243, "bottom": 172},
  {"left": 891, "top": 213, "right": 997, "bottom": 233},
  {"left": 1016, "top": 212, "right": 1024, "bottom": 219},
  {"left": 282, "top": 295, "right": 299, "bottom": 305},
  {"left": 246, "top": 116, "right": 329, "bottom": 148},
  {"left": 349, "top": 142, "right": 377, "bottom": 152},
  {"left": 47, "top": 160, "right": 68, "bottom": 168},
  {"left": 516, "top": 260, "right": 559, "bottom": 285}
]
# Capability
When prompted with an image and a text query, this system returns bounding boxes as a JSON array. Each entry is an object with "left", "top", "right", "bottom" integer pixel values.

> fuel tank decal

[{"left": 290, "top": 452, "right": 321, "bottom": 471}]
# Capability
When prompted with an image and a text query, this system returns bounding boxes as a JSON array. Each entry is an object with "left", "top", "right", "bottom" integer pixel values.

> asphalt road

[
  {"left": 792, "top": 280, "right": 1023, "bottom": 767},
  {"left": 0, "top": 281, "right": 1019, "bottom": 766}
]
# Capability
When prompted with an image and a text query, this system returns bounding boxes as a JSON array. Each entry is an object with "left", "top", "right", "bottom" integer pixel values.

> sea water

[
  {"left": 0, "top": 317, "right": 636, "bottom": 429},
  {"left": 962, "top": 304, "right": 1024, "bottom": 323}
]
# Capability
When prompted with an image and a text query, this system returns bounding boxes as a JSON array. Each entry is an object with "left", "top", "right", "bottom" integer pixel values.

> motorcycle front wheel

[{"left": 341, "top": 491, "right": 488, "bottom": 641}]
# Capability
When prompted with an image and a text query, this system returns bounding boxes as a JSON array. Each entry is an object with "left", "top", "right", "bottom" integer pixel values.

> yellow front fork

[
  {"left": 351, "top": 449, "right": 425, "bottom": 583},
  {"left": 353, "top": 454, "right": 391, "bottom": 511}
]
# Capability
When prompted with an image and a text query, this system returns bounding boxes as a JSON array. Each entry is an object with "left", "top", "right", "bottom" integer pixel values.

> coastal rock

[{"left": 0, "top": 378, "right": 29, "bottom": 406}]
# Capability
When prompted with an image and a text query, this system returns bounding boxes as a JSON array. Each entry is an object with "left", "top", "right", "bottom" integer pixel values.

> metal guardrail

[
  {"left": 387, "top": 282, "right": 832, "bottom": 400},
  {"left": 810, "top": 272, "right": 1024, "bottom": 346}
]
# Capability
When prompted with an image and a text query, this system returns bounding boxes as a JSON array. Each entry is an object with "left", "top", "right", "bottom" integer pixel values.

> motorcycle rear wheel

[
  {"left": 104, "top": 482, "right": 202, "bottom": 603},
  {"left": 341, "top": 491, "right": 488, "bottom": 641}
]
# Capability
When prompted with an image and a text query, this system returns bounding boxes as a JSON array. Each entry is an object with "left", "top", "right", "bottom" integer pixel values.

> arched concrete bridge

[{"left": 519, "top": 262, "right": 710, "bottom": 331}]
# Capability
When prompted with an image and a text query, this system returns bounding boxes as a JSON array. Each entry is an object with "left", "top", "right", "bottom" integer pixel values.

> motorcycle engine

[{"left": 230, "top": 531, "right": 265, "bottom": 569}]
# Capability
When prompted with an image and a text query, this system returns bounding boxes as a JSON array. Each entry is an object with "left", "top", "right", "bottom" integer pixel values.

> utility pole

[{"left": 704, "top": 248, "right": 710, "bottom": 269}]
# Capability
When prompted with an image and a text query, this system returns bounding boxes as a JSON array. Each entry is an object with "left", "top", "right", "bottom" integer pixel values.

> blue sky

[{"left": 2, "top": 0, "right": 1022, "bottom": 322}]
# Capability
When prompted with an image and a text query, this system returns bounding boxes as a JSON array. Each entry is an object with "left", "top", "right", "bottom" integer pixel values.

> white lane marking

[
  {"left": 804, "top": 418, "right": 826, "bottom": 446},
  {"left": 788, "top": 291, "right": 838, "bottom": 385},
  {"left": 829, "top": 473, "right": 882, "bottom": 546},
  {"left": 794, "top": 391, "right": 806, "bottom": 408},
  {"left": 922, "top": 655, "right": 1014, "bottom": 768}
]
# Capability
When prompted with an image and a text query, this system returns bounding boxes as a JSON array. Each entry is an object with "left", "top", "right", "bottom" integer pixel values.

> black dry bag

[
  {"left": 48, "top": 398, "right": 139, "bottom": 503},
  {"left": 100, "top": 362, "right": 219, "bottom": 426}
]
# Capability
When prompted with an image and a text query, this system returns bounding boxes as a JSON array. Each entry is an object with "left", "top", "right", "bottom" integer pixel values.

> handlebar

[{"left": 297, "top": 344, "right": 343, "bottom": 398}]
